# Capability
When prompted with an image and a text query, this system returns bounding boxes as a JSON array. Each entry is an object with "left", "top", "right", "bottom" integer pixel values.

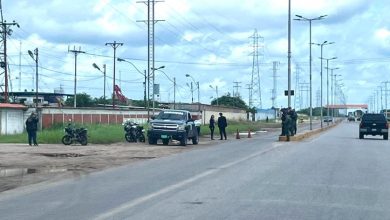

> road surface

[{"left": 1, "top": 121, "right": 389, "bottom": 220}]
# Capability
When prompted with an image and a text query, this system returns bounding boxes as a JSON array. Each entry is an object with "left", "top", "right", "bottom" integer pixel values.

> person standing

[
  {"left": 26, "top": 112, "right": 39, "bottom": 146},
  {"left": 217, "top": 112, "right": 227, "bottom": 140},
  {"left": 209, "top": 115, "right": 215, "bottom": 140}
]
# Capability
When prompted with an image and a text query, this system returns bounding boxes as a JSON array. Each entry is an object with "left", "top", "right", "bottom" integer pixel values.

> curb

[{"left": 279, "top": 120, "right": 341, "bottom": 142}]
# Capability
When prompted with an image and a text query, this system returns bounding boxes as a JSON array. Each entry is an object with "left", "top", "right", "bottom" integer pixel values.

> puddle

[
  {"left": 0, "top": 168, "right": 68, "bottom": 177},
  {"left": 130, "top": 157, "right": 156, "bottom": 159},
  {"left": 38, "top": 153, "right": 85, "bottom": 158}
]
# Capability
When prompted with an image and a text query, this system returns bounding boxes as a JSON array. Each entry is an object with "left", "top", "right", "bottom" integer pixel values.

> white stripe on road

[{"left": 94, "top": 143, "right": 282, "bottom": 220}]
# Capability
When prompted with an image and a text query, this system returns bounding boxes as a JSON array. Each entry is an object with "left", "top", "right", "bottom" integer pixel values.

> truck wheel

[
  {"left": 192, "top": 131, "right": 199, "bottom": 145},
  {"left": 148, "top": 137, "right": 157, "bottom": 145},
  {"left": 162, "top": 139, "right": 169, "bottom": 145},
  {"left": 180, "top": 134, "right": 187, "bottom": 146},
  {"left": 384, "top": 134, "right": 388, "bottom": 140},
  {"left": 359, "top": 133, "right": 364, "bottom": 139}
]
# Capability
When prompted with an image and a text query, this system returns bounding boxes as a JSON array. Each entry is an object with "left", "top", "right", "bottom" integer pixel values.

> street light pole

[
  {"left": 186, "top": 74, "right": 200, "bottom": 113},
  {"left": 312, "top": 41, "right": 334, "bottom": 128},
  {"left": 295, "top": 14, "right": 327, "bottom": 130},
  {"left": 151, "top": 66, "right": 165, "bottom": 116},
  {"left": 92, "top": 63, "right": 107, "bottom": 106},
  {"left": 28, "top": 48, "right": 38, "bottom": 107},
  {"left": 323, "top": 57, "right": 337, "bottom": 122}
]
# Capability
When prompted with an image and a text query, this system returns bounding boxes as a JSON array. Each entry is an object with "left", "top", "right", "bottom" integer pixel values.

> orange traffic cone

[
  {"left": 248, "top": 129, "right": 252, "bottom": 138},
  {"left": 236, "top": 129, "right": 241, "bottom": 139}
]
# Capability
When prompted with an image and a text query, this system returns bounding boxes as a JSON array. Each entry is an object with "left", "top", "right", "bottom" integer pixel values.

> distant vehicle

[
  {"left": 359, "top": 113, "right": 388, "bottom": 140},
  {"left": 323, "top": 116, "right": 333, "bottom": 122},
  {"left": 147, "top": 110, "right": 200, "bottom": 146},
  {"left": 348, "top": 116, "right": 355, "bottom": 121}
]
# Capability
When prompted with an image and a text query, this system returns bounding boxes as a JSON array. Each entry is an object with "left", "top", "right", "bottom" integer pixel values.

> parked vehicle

[
  {"left": 359, "top": 113, "right": 388, "bottom": 140},
  {"left": 323, "top": 116, "right": 333, "bottom": 122},
  {"left": 123, "top": 120, "right": 145, "bottom": 143},
  {"left": 348, "top": 116, "right": 355, "bottom": 121},
  {"left": 147, "top": 110, "right": 200, "bottom": 146},
  {"left": 62, "top": 124, "right": 88, "bottom": 145}
]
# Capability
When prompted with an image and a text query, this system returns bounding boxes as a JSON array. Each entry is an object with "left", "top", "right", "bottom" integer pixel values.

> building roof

[{"left": 0, "top": 103, "right": 28, "bottom": 109}]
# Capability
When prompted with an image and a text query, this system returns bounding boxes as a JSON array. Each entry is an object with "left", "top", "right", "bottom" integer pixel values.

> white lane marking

[{"left": 94, "top": 145, "right": 279, "bottom": 220}]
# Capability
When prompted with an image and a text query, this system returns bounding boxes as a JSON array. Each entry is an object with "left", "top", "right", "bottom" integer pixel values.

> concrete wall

[
  {"left": 0, "top": 109, "right": 25, "bottom": 135},
  {"left": 171, "top": 103, "right": 248, "bottom": 124}
]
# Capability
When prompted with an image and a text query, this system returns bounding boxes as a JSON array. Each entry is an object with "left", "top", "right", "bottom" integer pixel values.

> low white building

[{"left": 0, "top": 104, "right": 27, "bottom": 135}]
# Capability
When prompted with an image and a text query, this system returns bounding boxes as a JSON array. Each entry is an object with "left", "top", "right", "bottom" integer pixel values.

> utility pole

[
  {"left": 0, "top": 1, "right": 19, "bottom": 102},
  {"left": 68, "top": 46, "right": 85, "bottom": 108},
  {"left": 137, "top": 0, "right": 164, "bottom": 117},
  {"left": 382, "top": 81, "right": 389, "bottom": 117},
  {"left": 105, "top": 41, "right": 123, "bottom": 109},
  {"left": 287, "top": 0, "right": 292, "bottom": 108},
  {"left": 19, "top": 40, "right": 21, "bottom": 91}
]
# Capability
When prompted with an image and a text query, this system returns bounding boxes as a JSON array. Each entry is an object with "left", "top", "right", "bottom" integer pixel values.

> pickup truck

[
  {"left": 359, "top": 113, "right": 388, "bottom": 140},
  {"left": 147, "top": 110, "right": 200, "bottom": 146}
]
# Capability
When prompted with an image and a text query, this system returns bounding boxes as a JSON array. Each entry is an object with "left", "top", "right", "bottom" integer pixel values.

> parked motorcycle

[
  {"left": 62, "top": 124, "right": 88, "bottom": 145},
  {"left": 123, "top": 121, "right": 145, "bottom": 143}
]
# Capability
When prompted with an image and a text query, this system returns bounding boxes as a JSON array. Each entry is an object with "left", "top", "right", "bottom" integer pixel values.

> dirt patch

[
  {"left": 0, "top": 136, "right": 222, "bottom": 193},
  {"left": 0, "top": 129, "right": 279, "bottom": 193}
]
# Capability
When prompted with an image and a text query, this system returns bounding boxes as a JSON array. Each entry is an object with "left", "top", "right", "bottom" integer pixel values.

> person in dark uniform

[
  {"left": 217, "top": 112, "right": 227, "bottom": 140},
  {"left": 25, "top": 112, "right": 39, "bottom": 146},
  {"left": 209, "top": 115, "right": 215, "bottom": 140}
]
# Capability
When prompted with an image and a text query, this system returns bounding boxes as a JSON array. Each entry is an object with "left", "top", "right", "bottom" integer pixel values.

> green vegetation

[{"left": 0, "top": 120, "right": 280, "bottom": 144}]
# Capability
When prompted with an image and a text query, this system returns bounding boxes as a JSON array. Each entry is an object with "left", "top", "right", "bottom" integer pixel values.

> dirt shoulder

[{"left": 0, "top": 128, "right": 279, "bottom": 193}]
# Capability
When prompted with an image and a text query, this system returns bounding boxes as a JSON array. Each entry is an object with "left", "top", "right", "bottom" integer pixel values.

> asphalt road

[{"left": 1, "top": 121, "right": 390, "bottom": 220}]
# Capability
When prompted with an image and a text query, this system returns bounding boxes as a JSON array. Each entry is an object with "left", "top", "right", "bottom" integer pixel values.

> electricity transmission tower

[
  {"left": 271, "top": 61, "right": 279, "bottom": 108},
  {"left": 294, "top": 64, "right": 301, "bottom": 109},
  {"left": 233, "top": 81, "right": 241, "bottom": 97},
  {"left": 0, "top": 0, "right": 19, "bottom": 102},
  {"left": 137, "top": 0, "right": 164, "bottom": 117},
  {"left": 249, "top": 29, "right": 264, "bottom": 109}
]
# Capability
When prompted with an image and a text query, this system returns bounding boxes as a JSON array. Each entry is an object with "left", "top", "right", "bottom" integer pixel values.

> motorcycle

[
  {"left": 62, "top": 124, "right": 88, "bottom": 145},
  {"left": 123, "top": 121, "right": 145, "bottom": 143}
]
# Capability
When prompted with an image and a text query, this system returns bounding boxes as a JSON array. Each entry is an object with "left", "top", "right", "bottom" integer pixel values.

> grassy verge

[{"left": 0, "top": 121, "right": 280, "bottom": 144}]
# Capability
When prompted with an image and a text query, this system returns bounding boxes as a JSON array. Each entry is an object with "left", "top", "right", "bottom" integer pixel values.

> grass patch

[{"left": 0, "top": 121, "right": 281, "bottom": 144}]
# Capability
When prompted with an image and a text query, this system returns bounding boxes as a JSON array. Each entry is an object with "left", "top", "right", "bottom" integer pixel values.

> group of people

[
  {"left": 280, "top": 107, "right": 298, "bottom": 140},
  {"left": 208, "top": 112, "right": 228, "bottom": 140}
]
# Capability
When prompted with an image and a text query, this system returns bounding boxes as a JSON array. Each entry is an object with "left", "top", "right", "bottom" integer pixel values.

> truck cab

[{"left": 147, "top": 110, "right": 200, "bottom": 146}]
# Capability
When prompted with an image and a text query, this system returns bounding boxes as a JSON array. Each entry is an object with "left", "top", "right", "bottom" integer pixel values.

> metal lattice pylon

[{"left": 249, "top": 29, "right": 264, "bottom": 109}]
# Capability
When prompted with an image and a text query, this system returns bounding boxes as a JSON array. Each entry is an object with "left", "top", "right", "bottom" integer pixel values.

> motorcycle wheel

[
  {"left": 80, "top": 136, "right": 88, "bottom": 146},
  {"left": 62, "top": 135, "right": 72, "bottom": 145},
  {"left": 125, "top": 133, "right": 136, "bottom": 142},
  {"left": 139, "top": 134, "right": 146, "bottom": 142}
]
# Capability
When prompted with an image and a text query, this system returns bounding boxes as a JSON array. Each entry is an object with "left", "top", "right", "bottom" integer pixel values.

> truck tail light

[{"left": 360, "top": 123, "right": 363, "bottom": 128}]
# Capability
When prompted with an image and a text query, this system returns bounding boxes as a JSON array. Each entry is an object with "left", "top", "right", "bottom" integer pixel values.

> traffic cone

[
  {"left": 236, "top": 129, "right": 240, "bottom": 139},
  {"left": 248, "top": 129, "right": 252, "bottom": 138}
]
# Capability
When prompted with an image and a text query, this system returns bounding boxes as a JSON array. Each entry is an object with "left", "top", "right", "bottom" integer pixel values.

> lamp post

[
  {"left": 295, "top": 14, "right": 327, "bottom": 130},
  {"left": 92, "top": 63, "right": 106, "bottom": 105},
  {"left": 28, "top": 48, "right": 38, "bottom": 108},
  {"left": 332, "top": 73, "right": 342, "bottom": 117},
  {"left": 117, "top": 57, "right": 149, "bottom": 119},
  {"left": 209, "top": 85, "right": 219, "bottom": 106},
  {"left": 323, "top": 57, "right": 337, "bottom": 122},
  {"left": 186, "top": 74, "right": 200, "bottom": 113},
  {"left": 154, "top": 68, "right": 175, "bottom": 105},
  {"left": 312, "top": 41, "right": 334, "bottom": 128},
  {"left": 151, "top": 66, "right": 165, "bottom": 116}
]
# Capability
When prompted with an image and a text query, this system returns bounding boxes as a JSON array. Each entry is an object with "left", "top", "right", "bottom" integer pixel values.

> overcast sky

[{"left": 2, "top": 0, "right": 390, "bottom": 110}]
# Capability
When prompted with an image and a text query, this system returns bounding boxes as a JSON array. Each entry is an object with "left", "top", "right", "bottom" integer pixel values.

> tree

[
  {"left": 65, "top": 93, "right": 95, "bottom": 107},
  {"left": 211, "top": 93, "right": 248, "bottom": 109}
]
